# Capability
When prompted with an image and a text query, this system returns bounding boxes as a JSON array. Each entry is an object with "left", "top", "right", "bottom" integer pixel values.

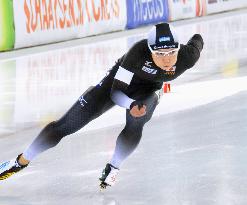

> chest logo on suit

[
  {"left": 142, "top": 61, "right": 157, "bottom": 75},
  {"left": 144, "top": 61, "right": 152, "bottom": 67},
  {"left": 142, "top": 66, "right": 157, "bottom": 74}
]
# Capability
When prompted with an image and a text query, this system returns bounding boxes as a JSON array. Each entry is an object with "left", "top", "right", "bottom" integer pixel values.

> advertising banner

[
  {"left": 168, "top": 0, "right": 197, "bottom": 21},
  {"left": 0, "top": 0, "right": 15, "bottom": 51},
  {"left": 206, "top": 0, "right": 247, "bottom": 14},
  {"left": 126, "top": 0, "right": 169, "bottom": 29},
  {"left": 196, "top": 0, "right": 206, "bottom": 16},
  {"left": 13, "top": 0, "right": 127, "bottom": 48}
]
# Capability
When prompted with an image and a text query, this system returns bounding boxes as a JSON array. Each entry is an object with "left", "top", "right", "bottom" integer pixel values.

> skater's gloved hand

[{"left": 129, "top": 101, "right": 146, "bottom": 118}]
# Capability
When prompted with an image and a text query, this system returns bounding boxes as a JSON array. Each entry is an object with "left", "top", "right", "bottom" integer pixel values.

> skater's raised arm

[{"left": 179, "top": 34, "right": 204, "bottom": 68}]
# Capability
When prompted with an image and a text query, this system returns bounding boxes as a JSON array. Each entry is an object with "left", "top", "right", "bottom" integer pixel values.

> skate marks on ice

[
  {"left": 130, "top": 91, "right": 247, "bottom": 205},
  {"left": 0, "top": 93, "right": 246, "bottom": 204},
  {"left": 155, "top": 76, "right": 247, "bottom": 118},
  {"left": 0, "top": 196, "right": 33, "bottom": 205}
]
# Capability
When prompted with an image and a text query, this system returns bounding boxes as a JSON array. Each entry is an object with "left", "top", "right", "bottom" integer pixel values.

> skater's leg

[
  {"left": 22, "top": 86, "right": 114, "bottom": 163},
  {"left": 110, "top": 93, "right": 158, "bottom": 168}
]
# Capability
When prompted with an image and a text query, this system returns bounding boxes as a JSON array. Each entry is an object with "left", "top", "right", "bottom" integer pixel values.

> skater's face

[{"left": 151, "top": 48, "right": 179, "bottom": 71}]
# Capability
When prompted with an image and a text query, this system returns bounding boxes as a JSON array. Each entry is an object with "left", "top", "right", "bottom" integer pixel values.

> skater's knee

[
  {"left": 123, "top": 125, "right": 143, "bottom": 139},
  {"left": 127, "top": 115, "right": 147, "bottom": 129},
  {"left": 43, "top": 121, "right": 62, "bottom": 139},
  {"left": 118, "top": 127, "right": 142, "bottom": 150},
  {"left": 45, "top": 121, "right": 58, "bottom": 131}
]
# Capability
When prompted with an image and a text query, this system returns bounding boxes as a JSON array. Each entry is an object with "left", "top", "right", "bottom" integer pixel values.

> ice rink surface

[{"left": 0, "top": 9, "right": 247, "bottom": 205}]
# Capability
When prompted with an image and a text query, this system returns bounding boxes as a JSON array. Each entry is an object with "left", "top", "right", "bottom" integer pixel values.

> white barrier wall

[
  {"left": 13, "top": 37, "right": 128, "bottom": 126},
  {"left": 168, "top": 0, "right": 197, "bottom": 21},
  {"left": 13, "top": 0, "right": 127, "bottom": 48}
]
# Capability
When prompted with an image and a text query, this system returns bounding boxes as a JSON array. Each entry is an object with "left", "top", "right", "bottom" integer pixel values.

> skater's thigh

[{"left": 54, "top": 86, "right": 114, "bottom": 134}]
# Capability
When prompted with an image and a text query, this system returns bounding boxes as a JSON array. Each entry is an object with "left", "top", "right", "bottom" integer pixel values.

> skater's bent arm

[
  {"left": 111, "top": 88, "right": 135, "bottom": 109},
  {"left": 110, "top": 83, "right": 146, "bottom": 117},
  {"left": 110, "top": 66, "right": 135, "bottom": 109}
]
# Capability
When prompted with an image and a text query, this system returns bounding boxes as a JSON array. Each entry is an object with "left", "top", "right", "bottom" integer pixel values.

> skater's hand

[{"left": 130, "top": 101, "right": 146, "bottom": 118}]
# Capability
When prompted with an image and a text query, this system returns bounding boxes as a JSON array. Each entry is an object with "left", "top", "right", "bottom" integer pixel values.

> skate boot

[
  {"left": 0, "top": 154, "right": 28, "bottom": 180},
  {"left": 99, "top": 163, "right": 119, "bottom": 190}
]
